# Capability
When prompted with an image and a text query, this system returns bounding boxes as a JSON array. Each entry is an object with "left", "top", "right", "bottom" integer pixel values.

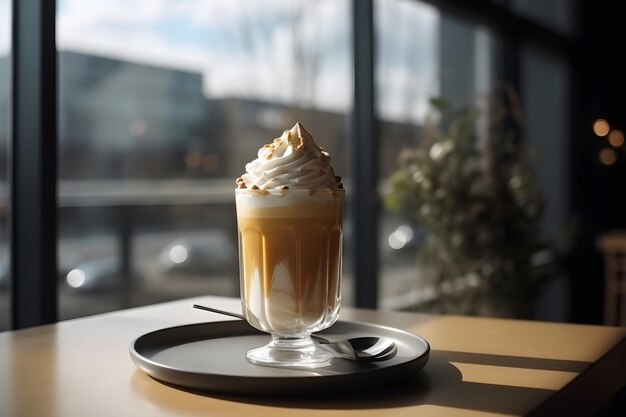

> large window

[
  {"left": 0, "top": 0, "right": 10, "bottom": 330},
  {"left": 375, "top": 0, "right": 572, "bottom": 319},
  {"left": 56, "top": 0, "right": 353, "bottom": 319},
  {"left": 3, "top": 0, "right": 581, "bottom": 329}
]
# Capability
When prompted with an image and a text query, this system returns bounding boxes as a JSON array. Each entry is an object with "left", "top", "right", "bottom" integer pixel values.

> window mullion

[
  {"left": 352, "top": 0, "right": 379, "bottom": 308},
  {"left": 11, "top": 0, "right": 58, "bottom": 329}
]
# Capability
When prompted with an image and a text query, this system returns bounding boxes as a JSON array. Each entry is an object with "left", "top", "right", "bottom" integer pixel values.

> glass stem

[{"left": 270, "top": 334, "right": 314, "bottom": 350}]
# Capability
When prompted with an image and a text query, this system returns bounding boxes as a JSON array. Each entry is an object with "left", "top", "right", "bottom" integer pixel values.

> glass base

[{"left": 246, "top": 335, "right": 332, "bottom": 368}]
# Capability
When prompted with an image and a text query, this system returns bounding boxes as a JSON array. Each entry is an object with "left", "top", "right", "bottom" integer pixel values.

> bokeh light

[
  {"left": 202, "top": 153, "right": 220, "bottom": 171},
  {"left": 66, "top": 269, "right": 86, "bottom": 288},
  {"left": 608, "top": 129, "right": 624, "bottom": 147},
  {"left": 130, "top": 118, "right": 147, "bottom": 138},
  {"left": 599, "top": 148, "right": 617, "bottom": 166},
  {"left": 169, "top": 245, "right": 188, "bottom": 264},
  {"left": 593, "top": 119, "right": 611, "bottom": 137},
  {"left": 388, "top": 225, "right": 414, "bottom": 250},
  {"left": 185, "top": 151, "right": 202, "bottom": 168}
]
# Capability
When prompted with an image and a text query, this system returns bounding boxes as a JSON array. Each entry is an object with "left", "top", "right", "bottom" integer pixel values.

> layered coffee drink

[
  {"left": 236, "top": 188, "right": 343, "bottom": 335},
  {"left": 235, "top": 122, "right": 344, "bottom": 367}
]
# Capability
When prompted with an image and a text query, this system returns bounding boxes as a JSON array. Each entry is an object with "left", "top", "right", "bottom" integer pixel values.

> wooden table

[{"left": 2, "top": 296, "right": 626, "bottom": 417}]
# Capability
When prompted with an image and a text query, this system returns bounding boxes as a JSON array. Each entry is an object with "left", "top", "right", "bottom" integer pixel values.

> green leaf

[{"left": 429, "top": 97, "right": 450, "bottom": 111}]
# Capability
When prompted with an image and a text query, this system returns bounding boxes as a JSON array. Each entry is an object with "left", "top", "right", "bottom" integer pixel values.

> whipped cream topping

[{"left": 237, "top": 123, "right": 342, "bottom": 190}]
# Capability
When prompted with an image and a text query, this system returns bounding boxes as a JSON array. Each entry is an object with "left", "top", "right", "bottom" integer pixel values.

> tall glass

[{"left": 236, "top": 188, "right": 344, "bottom": 368}]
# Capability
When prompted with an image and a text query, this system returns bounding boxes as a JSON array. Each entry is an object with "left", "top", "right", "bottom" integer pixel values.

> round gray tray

[{"left": 130, "top": 320, "right": 430, "bottom": 395}]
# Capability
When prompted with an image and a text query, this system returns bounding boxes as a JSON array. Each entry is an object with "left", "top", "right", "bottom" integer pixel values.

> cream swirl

[{"left": 238, "top": 123, "right": 341, "bottom": 190}]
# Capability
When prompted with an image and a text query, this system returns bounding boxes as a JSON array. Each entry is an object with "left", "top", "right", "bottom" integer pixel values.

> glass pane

[
  {"left": 375, "top": 0, "right": 438, "bottom": 309},
  {"left": 378, "top": 1, "right": 560, "bottom": 318},
  {"left": 0, "top": 0, "right": 10, "bottom": 330},
  {"left": 520, "top": 44, "right": 570, "bottom": 321},
  {"left": 57, "top": 0, "right": 353, "bottom": 319},
  {"left": 512, "top": 0, "right": 574, "bottom": 35}
]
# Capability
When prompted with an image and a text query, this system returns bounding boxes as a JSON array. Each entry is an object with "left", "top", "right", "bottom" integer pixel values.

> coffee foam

[{"left": 235, "top": 189, "right": 344, "bottom": 217}]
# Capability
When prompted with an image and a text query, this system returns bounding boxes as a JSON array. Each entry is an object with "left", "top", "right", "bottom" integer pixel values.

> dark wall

[{"left": 570, "top": 0, "right": 626, "bottom": 323}]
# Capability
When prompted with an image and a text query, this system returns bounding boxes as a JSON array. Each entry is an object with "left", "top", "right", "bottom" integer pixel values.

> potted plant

[{"left": 383, "top": 86, "right": 557, "bottom": 317}]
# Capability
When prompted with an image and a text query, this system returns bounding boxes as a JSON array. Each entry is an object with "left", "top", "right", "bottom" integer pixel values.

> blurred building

[
  {"left": 58, "top": 51, "right": 214, "bottom": 180},
  {"left": 1, "top": 51, "right": 422, "bottom": 183}
]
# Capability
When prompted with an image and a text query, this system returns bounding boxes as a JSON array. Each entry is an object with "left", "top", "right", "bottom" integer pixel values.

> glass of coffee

[{"left": 236, "top": 187, "right": 344, "bottom": 368}]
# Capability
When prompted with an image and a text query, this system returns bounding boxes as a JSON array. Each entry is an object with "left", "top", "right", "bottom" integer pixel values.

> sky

[
  {"left": 0, "top": 0, "right": 439, "bottom": 123},
  {"left": 0, "top": 0, "right": 8, "bottom": 56}
]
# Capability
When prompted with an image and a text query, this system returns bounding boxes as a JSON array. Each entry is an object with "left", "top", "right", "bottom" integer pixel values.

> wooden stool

[{"left": 597, "top": 230, "right": 626, "bottom": 325}]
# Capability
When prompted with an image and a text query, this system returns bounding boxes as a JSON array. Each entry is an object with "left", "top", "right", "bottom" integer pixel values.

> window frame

[{"left": 10, "top": 0, "right": 58, "bottom": 329}]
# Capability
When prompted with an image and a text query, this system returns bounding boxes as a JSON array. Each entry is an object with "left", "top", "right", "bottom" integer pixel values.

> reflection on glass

[
  {"left": 512, "top": 0, "right": 574, "bottom": 35},
  {"left": 0, "top": 0, "right": 10, "bottom": 330},
  {"left": 57, "top": 0, "right": 352, "bottom": 320}
]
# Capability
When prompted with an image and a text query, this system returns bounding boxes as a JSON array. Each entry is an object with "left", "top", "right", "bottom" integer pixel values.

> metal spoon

[
  {"left": 313, "top": 334, "right": 398, "bottom": 362},
  {"left": 192, "top": 304, "right": 398, "bottom": 362}
]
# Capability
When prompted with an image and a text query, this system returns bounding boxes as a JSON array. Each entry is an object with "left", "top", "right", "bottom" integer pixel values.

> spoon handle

[{"left": 192, "top": 304, "right": 245, "bottom": 320}]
